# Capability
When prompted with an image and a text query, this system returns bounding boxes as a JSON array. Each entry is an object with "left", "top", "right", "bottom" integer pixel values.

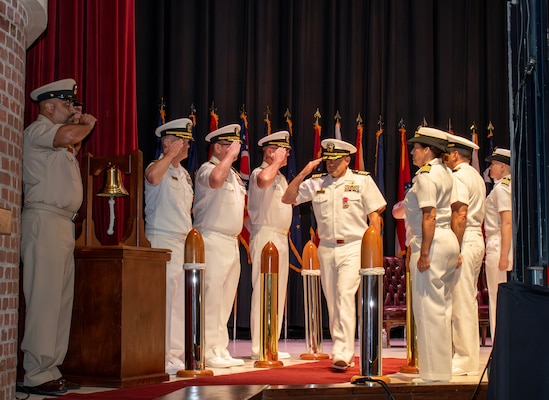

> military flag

[
  {"left": 313, "top": 108, "right": 322, "bottom": 160},
  {"left": 334, "top": 110, "right": 342, "bottom": 140},
  {"left": 238, "top": 106, "right": 251, "bottom": 259},
  {"left": 264, "top": 106, "right": 272, "bottom": 137},
  {"left": 208, "top": 102, "right": 219, "bottom": 159},
  {"left": 374, "top": 115, "right": 385, "bottom": 195},
  {"left": 484, "top": 122, "right": 495, "bottom": 190},
  {"left": 310, "top": 109, "right": 322, "bottom": 243},
  {"left": 187, "top": 103, "right": 199, "bottom": 180},
  {"left": 396, "top": 119, "right": 411, "bottom": 256},
  {"left": 470, "top": 122, "right": 481, "bottom": 173},
  {"left": 284, "top": 109, "right": 303, "bottom": 273},
  {"left": 354, "top": 113, "right": 365, "bottom": 170},
  {"left": 155, "top": 98, "right": 167, "bottom": 159}
]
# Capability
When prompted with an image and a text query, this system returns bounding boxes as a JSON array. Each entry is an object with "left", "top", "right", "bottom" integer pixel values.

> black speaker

[{"left": 487, "top": 281, "right": 549, "bottom": 400}]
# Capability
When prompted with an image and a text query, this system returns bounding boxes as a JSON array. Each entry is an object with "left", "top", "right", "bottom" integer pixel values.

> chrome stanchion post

[
  {"left": 352, "top": 225, "right": 389, "bottom": 383},
  {"left": 254, "top": 241, "right": 284, "bottom": 368},
  {"left": 300, "top": 240, "right": 329, "bottom": 360},
  {"left": 177, "top": 228, "right": 213, "bottom": 377}
]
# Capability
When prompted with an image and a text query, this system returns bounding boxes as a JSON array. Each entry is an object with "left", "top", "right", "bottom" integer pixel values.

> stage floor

[{"left": 19, "top": 336, "right": 492, "bottom": 399}]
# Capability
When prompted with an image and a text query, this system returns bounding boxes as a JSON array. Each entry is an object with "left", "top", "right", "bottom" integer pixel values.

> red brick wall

[{"left": 0, "top": 0, "right": 27, "bottom": 398}]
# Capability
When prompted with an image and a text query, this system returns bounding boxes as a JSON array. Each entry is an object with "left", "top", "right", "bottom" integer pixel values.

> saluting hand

[
  {"left": 166, "top": 139, "right": 185, "bottom": 158},
  {"left": 301, "top": 158, "right": 323, "bottom": 176},
  {"left": 78, "top": 113, "right": 97, "bottom": 127},
  {"left": 227, "top": 141, "right": 241, "bottom": 161},
  {"left": 272, "top": 147, "right": 289, "bottom": 166}
]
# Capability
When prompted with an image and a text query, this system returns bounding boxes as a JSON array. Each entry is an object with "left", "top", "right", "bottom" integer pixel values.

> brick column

[{"left": 0, "top": 0, "right": 27, "bottom": 398}]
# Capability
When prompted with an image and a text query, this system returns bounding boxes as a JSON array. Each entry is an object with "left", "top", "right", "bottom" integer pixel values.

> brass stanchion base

[
  {"left": 400, "top": 365, "right": 419, "bottom": 374},
  {"left": 176, "top": 369, "right": 214, "bottom": 378},
  {"left": 351, "top": 375, "right": 391, "bottom": 384},
  {"left": 299, "top": 352, "right": 330, "bottom": 360},
  {"left": 254, "top": 360, "right": 284, "bottom": 368}
]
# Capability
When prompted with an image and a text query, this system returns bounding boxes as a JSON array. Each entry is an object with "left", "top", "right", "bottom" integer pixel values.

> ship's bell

[{"left": 97, "top": 164, "right": 129, "bottom": 197}]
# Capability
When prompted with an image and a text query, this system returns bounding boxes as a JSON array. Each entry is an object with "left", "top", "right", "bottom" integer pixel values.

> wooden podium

[{"left": 61, "top": 150, "right": 170, "bottom": 387}]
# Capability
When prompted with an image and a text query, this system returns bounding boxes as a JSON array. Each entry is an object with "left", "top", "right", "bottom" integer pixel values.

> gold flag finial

[
  {"left": 264, "top": 105, "right": 271, "bottom": 120},
  {"left": 470, "top": 121, "right": 477, "bottom": 132},
  {"left": 284, "top": 108, "right": 291, "bottom": 119},
  {"left": 398, "top": 118, "right": 406, "bottom": 129},
  {"left": 334, "top": 110, "right": 342, "bottom": 121},
  {"left": 356, "top": 113, "right": 363, "bottom": 125},
  {"left": 313, "top": 108, "right": 321, "bottom": 122},
  {"left": 487, "top": 121, "right": 494, "bottom": 132}
]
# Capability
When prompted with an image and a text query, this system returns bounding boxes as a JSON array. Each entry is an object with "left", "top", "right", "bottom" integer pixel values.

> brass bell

[{"left": 97, "top": 163, "right": 129, "bottom": 197}]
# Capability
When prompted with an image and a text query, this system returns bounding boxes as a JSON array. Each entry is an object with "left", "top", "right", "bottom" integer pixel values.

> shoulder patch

[
  {"left": 452, "top": 166, "right": 461, "bottom": 173},
  {"left": 419, "top": 164, "right": 431, "bottom": 174},
  {"left": 501, "top": 177, "right": 510, "bottom": 186},
  {"left": 352, "top": 170, "right": 370, "bottom": 176},
  {"left": 311, "top": 173, "right": 327, "bottom": 179}
]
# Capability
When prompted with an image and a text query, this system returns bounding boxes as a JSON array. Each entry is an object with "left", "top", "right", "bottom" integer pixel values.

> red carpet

[{"left": 46, "top": 358, "right": 405, "bottom": 400}]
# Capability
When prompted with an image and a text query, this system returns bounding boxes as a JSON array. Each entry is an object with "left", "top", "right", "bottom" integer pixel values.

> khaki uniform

[
  {"left": 21, "top": 115, "right": 83, "bottom": 386},
  {"left": 193, "top": 157, "right": 245, "bottom": 358},
  {"left": 405, "top": 158, "right": 460, "bottom": 381},
  {"left": 484, "top": 175, "right": 512, "bottom": 339},
  {"left": 295, "top": 168, "right": 386, "bottom": 364},
  {"left": 248, "top": 162, "right": 292, "bottom": 356},
  {"left": 145, "top": 157, "right": 193, "bottom": 361},
  {"left": 451, "top": 162, "right": 486, "bottom": 373}
]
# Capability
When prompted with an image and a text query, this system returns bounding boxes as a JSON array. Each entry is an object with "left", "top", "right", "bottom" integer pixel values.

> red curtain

[{"left": 25, "top": 0, "right": 138, "bottom": 244}]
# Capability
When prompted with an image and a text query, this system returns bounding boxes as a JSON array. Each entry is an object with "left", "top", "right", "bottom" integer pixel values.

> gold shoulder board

[
  {"left": 312, "top": 173, "right": 327, "bottom": 179},
  {"left": 419, "top": 165, "right": 431, "bottom": 174},
  {"left": 352, "top": 170, "right": 370, "bottom": 176},
  {"left": 502, "top": 177, "right": 510, "bottom": 186}
]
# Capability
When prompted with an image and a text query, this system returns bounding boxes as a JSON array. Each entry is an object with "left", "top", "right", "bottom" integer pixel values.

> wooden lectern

[{"left": 61, "top": 150, "right": 170, "bottom": 387}]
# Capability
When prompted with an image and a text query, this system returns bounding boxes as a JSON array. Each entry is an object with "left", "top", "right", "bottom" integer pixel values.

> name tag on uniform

[{"left": 344, "top": 184, "right": 359, "bottom": 192}]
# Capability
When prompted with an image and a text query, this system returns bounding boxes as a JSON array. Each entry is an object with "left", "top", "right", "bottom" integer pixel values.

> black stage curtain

[
  {"left": 135, "top": 0, "right": 509, "bottom": 335},
  {"left": 487, "top": 281, "right": 549, "bottom": 400}
]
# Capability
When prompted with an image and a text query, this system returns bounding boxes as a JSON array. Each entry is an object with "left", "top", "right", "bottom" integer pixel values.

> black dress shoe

[
  {"left": 23, "top": 379, "right": 68, "bottom": 396},
  {"left": 58, "top": 377, "right": 81, "bottom": 390}
]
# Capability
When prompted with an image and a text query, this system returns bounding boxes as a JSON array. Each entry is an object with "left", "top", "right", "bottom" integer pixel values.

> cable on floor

[{"left": 351, "top": 376, "right": 396, "bottom": 400}]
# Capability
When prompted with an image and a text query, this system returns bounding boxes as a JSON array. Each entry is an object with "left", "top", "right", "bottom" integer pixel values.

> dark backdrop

[{"left": 134, "top": 0, "right": 509, "bottom": 335}]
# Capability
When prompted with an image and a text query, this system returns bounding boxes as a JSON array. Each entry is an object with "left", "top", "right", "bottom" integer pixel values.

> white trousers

[
  {"left": 410, "top": 227, "right": 459, "bottom": 381},
  {"left": 201, "top": 230, "right": 241, "bottom": 355},
  {"left": 451, "top": 229, "right": 484, "bottom": 372},
  {"left": 485, "top": 234, "right": 512, "bottom": 340},
  {"left": 250, "top": 228, "right": 289, "bottom": 356},
  {"left": 318, "top": 240, "right": 361, "bottom": 363},
  {"left": 147, "top": 233, "right": 186, "bottom": 360}
]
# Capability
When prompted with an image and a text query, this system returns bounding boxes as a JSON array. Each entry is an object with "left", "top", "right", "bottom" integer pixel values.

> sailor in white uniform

[
  {"left": 248, "top": 131, "right": 293, "bottom": 360},
  {"left": 483, "top": 148, "right": 512, "bottom": 340},
  {"left": 283, "top": 138, "right": 386, "bottom": 371},
  {"left": 145, "top": 118, "right": 194, "bottom": 374},
  {"left": 404, "top": 127, "right": 459, "bottom": 383},
  {"left": 193, "top": 124, "right": 246, "bottom": 368},
  {"left": 445, "top": 133, "right": 486, "bottom": 376}
]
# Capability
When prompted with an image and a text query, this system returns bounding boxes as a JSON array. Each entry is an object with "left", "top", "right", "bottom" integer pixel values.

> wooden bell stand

[{"left": 61, "top": 150, "right": 171, "bottom": 388}]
